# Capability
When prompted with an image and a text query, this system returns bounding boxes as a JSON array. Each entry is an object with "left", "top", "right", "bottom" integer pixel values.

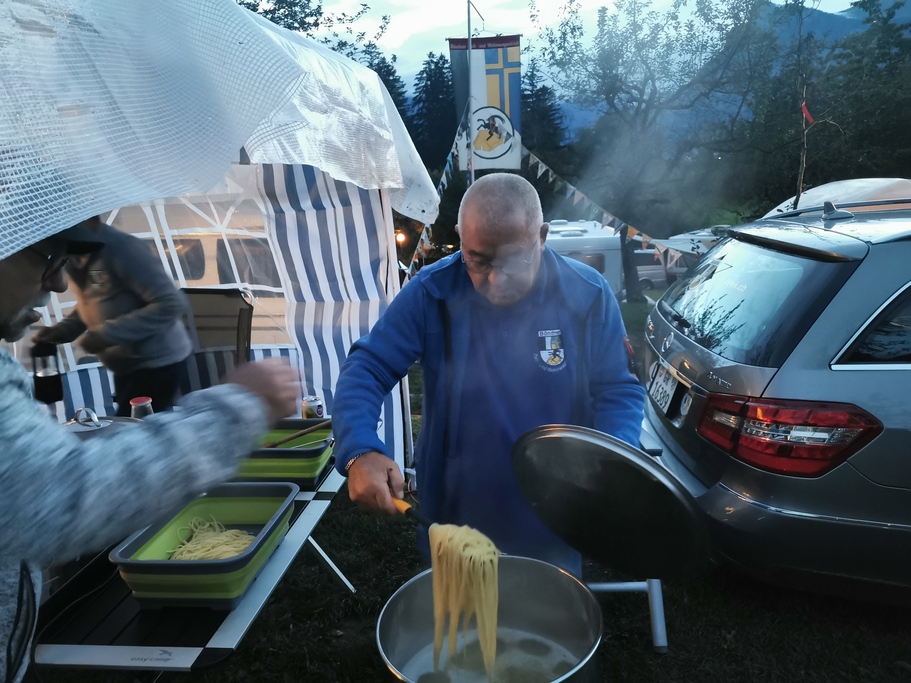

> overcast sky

[{"left": 324, "top": 0, "right": 854, "bottom": 86}]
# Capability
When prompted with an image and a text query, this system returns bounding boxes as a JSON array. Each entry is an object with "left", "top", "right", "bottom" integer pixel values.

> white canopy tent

[{"left": 1, "top": 0, "right": 439, "bottom": 472}]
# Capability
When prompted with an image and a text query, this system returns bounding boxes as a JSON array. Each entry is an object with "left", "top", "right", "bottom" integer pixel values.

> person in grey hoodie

[
  {"left": 0, "top": 225, "right": 299, "bottom": 683},
  {"left": 33, "top": 216, "right": 192, "bottom": 415}
]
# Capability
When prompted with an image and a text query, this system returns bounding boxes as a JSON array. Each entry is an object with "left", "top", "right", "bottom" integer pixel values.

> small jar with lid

[{"left": 129, "top": 396, "right": 154, "bottom": 420}]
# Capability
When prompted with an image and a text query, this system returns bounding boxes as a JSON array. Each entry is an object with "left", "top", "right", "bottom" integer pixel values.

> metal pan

[
  {"left": 511, "top": 424, "right": 710, "bottom": 579},
  {"left": 378, "top": 555, "right": 602, "bottom": 682}
]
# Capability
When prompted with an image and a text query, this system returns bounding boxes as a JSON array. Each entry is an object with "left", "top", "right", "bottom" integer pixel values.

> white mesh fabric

[
  {"left": 0, "top": 0, "right": 308, "bottom": 259},
  {"left": 0, "top": 0, "right": 438, "bottom": 260},
  {"left": 240, "top": 13, "right": 439, "bottom": 223}
]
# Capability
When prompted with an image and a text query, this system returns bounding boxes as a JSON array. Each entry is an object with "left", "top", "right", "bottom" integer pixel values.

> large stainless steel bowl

[{"left": 377, "top": 555, "right": 602, "bottom": 683}]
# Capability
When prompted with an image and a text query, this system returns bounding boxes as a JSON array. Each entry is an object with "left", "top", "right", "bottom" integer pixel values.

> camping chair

[{"left": 179, "top": 288, "right": 254, "bottom": 392}]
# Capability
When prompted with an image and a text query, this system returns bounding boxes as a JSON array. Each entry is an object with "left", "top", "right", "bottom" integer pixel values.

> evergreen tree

[
  {"left": 410, "top": 53, "right": 457, "bottom": 170},
  {"left": 521, "top": 59, "right": 571, "bottom": 176},
  {"left": 360, "top": 44, "right": 411, "bottom": 126}
]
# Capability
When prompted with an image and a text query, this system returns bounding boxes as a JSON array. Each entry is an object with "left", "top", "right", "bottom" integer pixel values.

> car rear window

[
  {"left": 657, "top": 237, "right": 857, "bottom": 367},
  {"left": 842, "top": 291, "right": 911, "bottom": 363}
]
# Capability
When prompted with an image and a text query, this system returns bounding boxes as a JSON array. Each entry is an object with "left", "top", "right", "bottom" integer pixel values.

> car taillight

[{"left": 696, "top": 394, "right": 883, "bottom": 477}]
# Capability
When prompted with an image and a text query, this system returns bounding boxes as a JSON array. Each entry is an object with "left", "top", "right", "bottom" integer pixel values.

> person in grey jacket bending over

[
  {"left": 33, "top": 215, "right": 192, "bottom": 415},
  {"left": 0, "top": 225, "right": 299, "bottom": 683}
]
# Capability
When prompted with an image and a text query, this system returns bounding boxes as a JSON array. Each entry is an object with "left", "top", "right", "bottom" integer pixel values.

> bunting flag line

[{"left": 520, "top": 145, "right": 635, "bottom": 237}]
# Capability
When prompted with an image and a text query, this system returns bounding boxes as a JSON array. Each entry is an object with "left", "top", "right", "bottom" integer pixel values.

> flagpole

[{"left": 467, "top": 0, "right": 475, "bottom": 184}]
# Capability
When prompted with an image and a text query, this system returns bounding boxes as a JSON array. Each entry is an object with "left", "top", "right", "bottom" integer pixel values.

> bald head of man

[{"left": 456, "top": 173, "right": 549, "bottom": 306}]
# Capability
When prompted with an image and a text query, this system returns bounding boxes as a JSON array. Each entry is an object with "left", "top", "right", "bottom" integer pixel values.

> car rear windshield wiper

[{"left": 668, "top": 309, "right": 691, "bottom": 330}]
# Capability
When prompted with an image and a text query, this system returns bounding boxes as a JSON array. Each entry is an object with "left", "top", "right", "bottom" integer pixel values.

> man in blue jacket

[{"left": 333, "top": 173, "right": 646, "bottom": 575}]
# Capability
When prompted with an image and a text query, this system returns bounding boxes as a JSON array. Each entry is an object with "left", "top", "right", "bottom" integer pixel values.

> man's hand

[
  {"left": 347, "top": 451, "right": 405, "bottom": 515},
  {"left": 78, "top": 330, "right": 108, "bottom": 354},
  {"left": 223, "top": 358, "right": 299, "bottom": 426}
]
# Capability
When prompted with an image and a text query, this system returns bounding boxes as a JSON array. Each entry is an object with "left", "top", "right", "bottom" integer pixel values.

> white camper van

[{"left": 546, "top": 220, "right": 623, "bottom": 295}]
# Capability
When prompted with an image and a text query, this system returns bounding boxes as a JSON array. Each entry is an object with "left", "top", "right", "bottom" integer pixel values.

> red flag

[{"left": 801, "top": 101, "right": 815, "bottom": 125}]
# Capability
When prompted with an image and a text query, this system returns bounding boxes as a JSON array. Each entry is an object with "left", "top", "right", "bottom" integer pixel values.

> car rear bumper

[{"left": 641, "top": 415, "right": 911, "bottom": 589}]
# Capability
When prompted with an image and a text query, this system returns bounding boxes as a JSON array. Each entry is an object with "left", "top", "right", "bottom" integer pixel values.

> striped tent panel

[{"left": 261, "top": 164, "right": 410, "bottom": 470}]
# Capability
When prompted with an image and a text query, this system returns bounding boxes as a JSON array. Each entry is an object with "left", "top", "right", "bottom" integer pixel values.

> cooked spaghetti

[
  {"left": 429, "top": 523, "right": 499, "bottom": 679},
  {"left": 170, "top": 517, "right": 255, "bottom": 560}
]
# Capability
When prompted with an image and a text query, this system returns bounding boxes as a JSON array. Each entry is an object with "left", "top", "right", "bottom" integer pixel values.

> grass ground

[
  {"left": 34, "top": 287, "right": 911, "bottom": 683},
  {"left": 619, "top": 288, "right": 665, "bottom": 377}
]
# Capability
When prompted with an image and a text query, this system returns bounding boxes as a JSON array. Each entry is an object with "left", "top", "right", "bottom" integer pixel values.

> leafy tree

[
  {"left": 410, "top": 53, "right": 457, "bottom": 170},
  {"left": 815, "top": 0, "right": 911, "bottom": 178},
  {"left": 237, "top": 0, "right": 325, "bottom": 33},
  {"left": 530, "top": 0, "right": 780, "bottom": 235},
  {"left": 725, "top": 0, "right": 911, "bottom": 213},
  {"left": 711, "top": 0, "right": 832, "bottom": 213},
  {"left": 236, "top": 0, "right": 389, "bottom": 56}
]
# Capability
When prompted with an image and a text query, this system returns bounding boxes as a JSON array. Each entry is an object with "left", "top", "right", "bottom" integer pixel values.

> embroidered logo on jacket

[{"left": 538, "top": 329, "right": 565, "bottom": 367}]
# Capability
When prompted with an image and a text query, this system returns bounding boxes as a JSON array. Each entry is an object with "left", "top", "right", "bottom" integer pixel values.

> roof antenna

[{"left": 822, "top": 201, "right": 854, "bottom": 222}]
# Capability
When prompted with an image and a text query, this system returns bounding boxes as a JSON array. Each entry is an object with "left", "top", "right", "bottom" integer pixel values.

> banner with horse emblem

[{"left": 449, "top": 35, "right": 522, "bottom": 171}]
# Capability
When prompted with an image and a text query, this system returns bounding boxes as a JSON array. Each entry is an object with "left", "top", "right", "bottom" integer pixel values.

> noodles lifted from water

[
  {"left": 170, "top": 517, "right": 255, "bottom": 560},
  {"left": 429, "top": 523, "right": 499, "bottom": 679}
]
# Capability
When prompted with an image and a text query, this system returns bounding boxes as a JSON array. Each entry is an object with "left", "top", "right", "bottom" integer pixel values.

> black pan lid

[{"left": 512, "top": 424, "right": 710, "bottom": 580}]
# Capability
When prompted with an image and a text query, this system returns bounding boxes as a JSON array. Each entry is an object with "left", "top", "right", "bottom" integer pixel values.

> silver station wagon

[{"left": 640, "top": 198, "right": 911, "bottom": 595}]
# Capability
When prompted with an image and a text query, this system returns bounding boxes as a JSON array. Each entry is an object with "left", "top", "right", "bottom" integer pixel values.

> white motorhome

[{"left": 546, "top": 220, "right": 623, "bottom": 296}]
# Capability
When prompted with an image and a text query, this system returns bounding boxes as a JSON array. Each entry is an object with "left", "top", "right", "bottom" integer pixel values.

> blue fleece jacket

[{"left": 333, "top": 247, "right": 646, "bottom": 574}]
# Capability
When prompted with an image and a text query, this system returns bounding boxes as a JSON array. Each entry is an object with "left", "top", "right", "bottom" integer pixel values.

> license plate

[{"left": 648, "top": 361, "right": 678, "bottom": 414}]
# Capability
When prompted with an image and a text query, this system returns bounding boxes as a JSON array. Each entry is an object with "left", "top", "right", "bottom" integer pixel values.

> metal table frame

[
  {"left": 587, "top": 579, "right": 668, "bottom": 653},
  {"left": 34, "top": 469, "right": 351, "bottom": 673}
]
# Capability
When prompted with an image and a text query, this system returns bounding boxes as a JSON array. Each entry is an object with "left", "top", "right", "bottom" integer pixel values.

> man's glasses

[
  {"left": 461, "top": 245, "right": 536, "bottom": 277},
  {"left": 28, "top": 245, "right": 69, "bottom": 285}
]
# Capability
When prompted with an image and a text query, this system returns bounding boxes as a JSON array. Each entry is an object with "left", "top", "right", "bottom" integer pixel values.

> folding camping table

[{"left": 33, "top": 467, "right": 351, "bottom": 674}]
